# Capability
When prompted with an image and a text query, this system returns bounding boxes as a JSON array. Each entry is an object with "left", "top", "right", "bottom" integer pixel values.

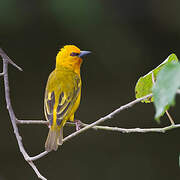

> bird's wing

[
  {"left": 44, "top": 90, "right": 55, "bottom": 126},
  {"left": 56, "top": 84, "right": 80, "bottom": 126},
  {"left": 44, "top": 75, "right": 81, "bottom": 127}
]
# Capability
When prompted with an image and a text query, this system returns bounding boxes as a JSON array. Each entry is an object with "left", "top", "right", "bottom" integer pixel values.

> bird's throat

[{"left": 56, "top": 60, "right": 82, "bottom": 76}]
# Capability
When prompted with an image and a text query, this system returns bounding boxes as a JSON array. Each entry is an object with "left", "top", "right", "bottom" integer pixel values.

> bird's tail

[{"left": 45, "top": 128, "right": 63, "bottom": 152}]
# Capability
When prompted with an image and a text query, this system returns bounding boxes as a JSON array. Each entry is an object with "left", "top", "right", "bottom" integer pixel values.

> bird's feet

[{"left": 74, "top": 120, "right": 82, "bottom": 131}]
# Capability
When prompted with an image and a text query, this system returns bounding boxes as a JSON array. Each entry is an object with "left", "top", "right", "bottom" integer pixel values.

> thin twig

[
  {"left": 0, "top": 48, "right": 23, "bottom": 71},
  {"left": 0, "top": 49, "right": 46, "bottom": 180},
  {"left": 17, "top": 120, "right": 180, "bottom": 134},
  {"left": 27, "top": 122, "right": 180, "bottom": 161},
  {"left": 165, "top": 110, "right": 175, "bottom": 125},
  {"left": 28, "top": 151, "right": 49, "bottom": 162},
  {"left": 63, "top": 94, "right": 153, "bottom": 143},
  {"left": 79, "top": 122, "right": 180, "bottom": 133},
  {"left": 17, "top": 119, "right": 48, "bottom": 125}
]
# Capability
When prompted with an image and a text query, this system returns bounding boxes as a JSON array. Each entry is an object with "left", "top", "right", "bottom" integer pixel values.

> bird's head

[{"left": 56, "top": 45, "right": 91, "bottom": 75}]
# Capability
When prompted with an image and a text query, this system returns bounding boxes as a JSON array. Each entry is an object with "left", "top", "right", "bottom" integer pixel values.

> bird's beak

[{"left": 78, "top": 51, "right": 91, "bottom": 57}]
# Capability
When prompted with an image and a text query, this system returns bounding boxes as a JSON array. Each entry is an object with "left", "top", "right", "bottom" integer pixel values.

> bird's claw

[{"left": 74, "top": 120, "right": 82, "bottom": 131}]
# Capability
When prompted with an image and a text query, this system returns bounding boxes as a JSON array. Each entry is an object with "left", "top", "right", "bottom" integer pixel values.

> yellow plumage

[{"left": 44, "top": 45, "right": 90, "bottom": 151}]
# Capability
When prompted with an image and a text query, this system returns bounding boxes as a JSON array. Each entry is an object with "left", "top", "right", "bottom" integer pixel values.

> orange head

[{"left": 56, "top": 45, "right": 91, "bottom": 75}]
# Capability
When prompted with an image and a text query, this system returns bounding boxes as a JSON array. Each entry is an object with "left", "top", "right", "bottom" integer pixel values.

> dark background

[{"left": 0, "top": 0, "right": 180, "bottom": 180}]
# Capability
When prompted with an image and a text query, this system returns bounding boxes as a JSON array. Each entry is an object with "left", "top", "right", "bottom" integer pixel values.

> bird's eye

[{"left": 70, "top": 52, "right": 79, "bottom": 56}]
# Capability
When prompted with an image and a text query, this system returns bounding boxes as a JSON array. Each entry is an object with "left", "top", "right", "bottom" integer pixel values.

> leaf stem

[{"left": 165, "top": 110, "right": 175, "bottom": 125}]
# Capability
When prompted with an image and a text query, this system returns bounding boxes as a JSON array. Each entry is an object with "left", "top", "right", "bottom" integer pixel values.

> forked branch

[
  {"left": 0, "top": 48, "right": 47, "bottom": 180},
  {"left": 1, "top": 48, "right": 180, "bottom": 180}
]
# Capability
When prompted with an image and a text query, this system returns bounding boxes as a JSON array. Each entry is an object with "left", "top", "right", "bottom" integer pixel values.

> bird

[{"left": 44, "top": 45, "right": 91, "bottom": 152}]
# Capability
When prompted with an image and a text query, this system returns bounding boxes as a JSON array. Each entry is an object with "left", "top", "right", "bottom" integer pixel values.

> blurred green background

[{"left": 0, "top": 0, "right": 180, "bottom": 179}]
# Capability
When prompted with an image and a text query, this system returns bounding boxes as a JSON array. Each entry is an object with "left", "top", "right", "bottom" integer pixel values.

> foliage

[
  {"left": 153, "top": 62, "right": 180, "bottom": 120},
  {"left": 135, "top": 53, "right": 180, "bottom": 122},
  {"left": 135, "top": 54, "right": 178, "bottom": 103}
]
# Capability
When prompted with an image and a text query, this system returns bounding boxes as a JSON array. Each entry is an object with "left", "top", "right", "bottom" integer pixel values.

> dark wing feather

[{"left": 44, "top": 91, "right": 55, "bottom": 126}]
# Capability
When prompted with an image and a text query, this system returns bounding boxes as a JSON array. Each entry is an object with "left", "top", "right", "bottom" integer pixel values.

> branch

[
  {"left": 0, "top": 49, "right": 46, "bottom": 180},
  {"left": 24, "top": 94, "right": 153, "bottom": 161},
  {"left": 19, "top": 90, "right": 180, "bottom": 162},
  {"left": 2, "top": 47, "right": 180, "bottom": 179},
  {"left": 20, "top": 120, "right": 180, "bottom": 161},
  {"left": 63, "top": 94, "right": 153, "bottom": 142},
  {"left": 17, "top": 119, "right": 48, "bottom": 125},
  {"left": 79, "top": 123, "right": 180, "bottom": 133},
  {"left": 0, "top": 48, "right": 23, "bottom": 71},
  {"left": 17, "top": 119, "right": 180, "bottom": 133},
  {"left": 16, "top": 87, "right": 180, "bottom": 162}
]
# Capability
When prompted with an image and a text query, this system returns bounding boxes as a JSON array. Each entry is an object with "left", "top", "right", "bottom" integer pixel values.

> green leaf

[
  {"left": 135, "top": 54, "right": 178, "bottom": 103},
  {"left": 152, "top": 62, "right": 180, "bottom": 121}
]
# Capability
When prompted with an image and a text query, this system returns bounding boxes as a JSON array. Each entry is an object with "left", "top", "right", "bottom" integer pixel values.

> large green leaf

[
  {"left": 135, "top": 54, "right": 178, "bottom": 103},
  {"left": 152, "top": 62, "right": 180, "bottom": 120}
]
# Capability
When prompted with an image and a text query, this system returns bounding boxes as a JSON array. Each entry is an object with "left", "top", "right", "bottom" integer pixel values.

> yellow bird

[{"left": 44, "top": 45, "right": 91, "bottom": 152}]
